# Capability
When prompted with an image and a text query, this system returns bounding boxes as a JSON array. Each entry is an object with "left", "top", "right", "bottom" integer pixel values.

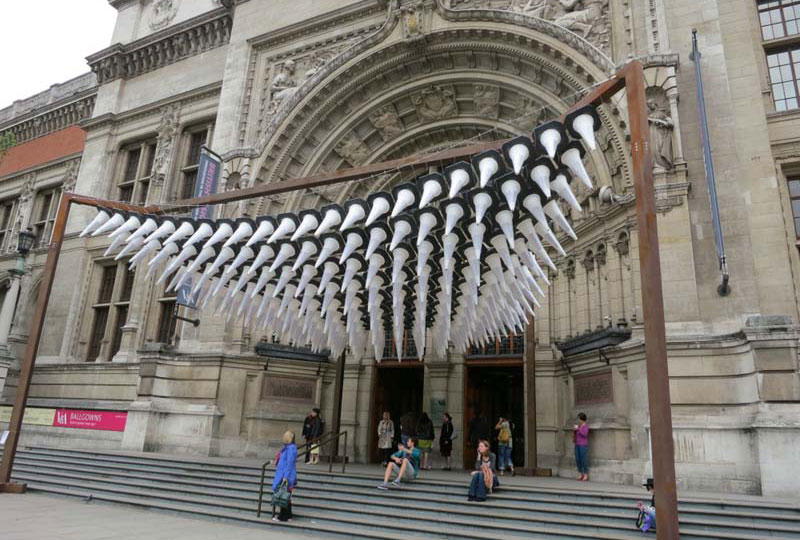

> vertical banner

[
  {"left": 176, "top": 278, "right": 199, "bottom": 309},
  {"left": 191, "top": 146, "right": 222, "bottom": 220}
]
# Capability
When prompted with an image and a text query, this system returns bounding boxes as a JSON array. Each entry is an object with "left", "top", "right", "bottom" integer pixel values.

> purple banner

[{"left": 191, "top": 147, "right": 222, "bottom": 220}]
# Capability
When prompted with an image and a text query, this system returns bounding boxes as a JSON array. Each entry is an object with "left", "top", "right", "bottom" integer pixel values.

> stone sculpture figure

[
  {"left": 414, "top": 86, "right": 458, "bottom": 122},
  {"left": 334, "top": 132, "right": 371, "bottom": 165},
  {"left": 370, "top": 107, "right": 405, "bottom": 141},
  {"left": 553, "top": 0, "right": 605, "bottom": 38},
  {"left": 268, "top": 60, "right": 297, "bottom": 115},
  {"left": 647, "top": 99, "right": 674, "bottom": 171}
]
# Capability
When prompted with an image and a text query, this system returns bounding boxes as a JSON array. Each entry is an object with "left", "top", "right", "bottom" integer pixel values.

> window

[
  {"left": 0, "top": 199, "right": 17, "bottom": 253},
  {"left": 767, "top": 48, "right": 800, "bottom": 111},
  {"left": 759, "top": 1, "right": 800, "bottom": 40},
  {"left": 86, "top": 261, "right": 135, "bottom": 362},
  {"left": 787, "top": 177, "right": 800, "bottom": 236},
  {"left": 466, "top": 333, "right": 525, "bottom": 357},
  {"left": 153, "top": 282, "right": 178, "bottom": 344},
  {"left": 116, "top": 140, "right": 156, "bottom": 204},
  {"left": 31, "top": 187, "right": 61, "bottom": 248},
  {"left": 177, "top": 125, "right": 213, "bottom": 201},
  {"left": 382, "top": 328, "right": 419, "bottom": 360}
]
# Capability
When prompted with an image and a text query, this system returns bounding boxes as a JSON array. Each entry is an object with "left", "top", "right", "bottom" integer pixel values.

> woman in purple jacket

[{"left": 573, "top": 413, "right": 590, "bottom": 481}]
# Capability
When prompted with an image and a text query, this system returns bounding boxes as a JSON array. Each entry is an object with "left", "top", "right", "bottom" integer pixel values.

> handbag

[{"left": 271, "top": 479, "right": 291, "bottom": 509}]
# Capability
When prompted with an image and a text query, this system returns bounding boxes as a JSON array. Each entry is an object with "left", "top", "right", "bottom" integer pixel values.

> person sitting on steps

[
  {"left": 377, "top": 437, "right": 421, "bottom": 490},
  {"left": 467, "top": 439, "right": 499, "bottom": 502}
]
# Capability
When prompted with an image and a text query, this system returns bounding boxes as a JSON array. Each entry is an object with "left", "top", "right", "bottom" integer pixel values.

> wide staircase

[{"left": 4, "top": 446, "right": 800, "bottom": 539}]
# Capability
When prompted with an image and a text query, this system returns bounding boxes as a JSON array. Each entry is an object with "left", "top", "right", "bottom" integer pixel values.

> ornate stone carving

[
  {"left": 595, "top": 243, "right": 607, "bottom": 266},
  {"left": 88, "top": 9, "right": 232, "bottom": 84},
  {"left": 581, "top": 250, "right": 595, "bottom": 272},
  {"left": 413, "top": 85, "right": 458, "bottom": 122},
  {"left": 334, "top": 132, "right": 371, "bottom": 165},
  {"left": 150, "top": 0, "right": 179, "bottom": 31},
  {"left": 369, "top": 106, "right": 405, "bottom": 141},
  {"left": 614, "top": 231, "right": 630, "bottom": 256},
  {"left": 505, "top": 93, "right": 550, "bottom": 130},
  {"left": 18, "top": 174, "right": 34, "bottom": 206},
  {"left": 564, "top": 258, "right": 576, "bottom": 279},
  {"left": 62, "top": 159, "right": 81, "bottom": 193},
  {"left": 474, "top": 84, "right": 500, "bottom": 118},
  {"left": 399, "top": 1, "right": 433, "bottom": 40},
  {"left": 0, "top": 95, "right": 96, "bottom": 146},
  {"left": 647, "top": 96, "right": 674, "bottom": 171},
  {"left": 154, "top": 104, "right": 180, "bottom": 183},
  {"left": 267, "top": 61, "right": 298, "bottom": 116}
]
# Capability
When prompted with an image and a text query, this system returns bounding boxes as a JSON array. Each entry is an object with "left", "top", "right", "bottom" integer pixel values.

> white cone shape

[
  {"left": 300, "top": 285, "right": 318, "bottom": 315},
  {"left": 340, "top": 205, "right": 365, "bottom": 231},
  {"left": 466, "top": 246, "right": 481, "bottom": 286},
  {"left": 115, "top": 237, "right": 144, "bottom": 260},
  {"left": 290, "top": 214, "right": 319, "bottom": 241},
  {"left": 315, "top": 237, "right": 339, "bottom": 268},
  {"left": 246, "top": 245, "right": 275, "bottom": 276},
  {"left": 251, "top": 268, "right": 275, "bottom": 298},
  {"left": 490, "top": 235, "right": 515, "bottom": 275},
  {"left": 478, "top": 157, "right": 499, "bottom": 188},
  {"left": 273, "top": 266, "right": 295, "bottom": 297},
  {"left": 534, "top": 220, "right": 566, "bottom": 256},
  {"left": 539, "top": 128, "right": 562, "bottom": 159},
  {"left": 366, "top": 253, "right": 384, "bottom": 288},
  {"left": 544, "top": 200, "right": 576, "bottom": 239},
  {"left": 419, "top": 179, "right": 442, "bottom": 209},
  {"left": 417, "top": 241, "right": 433, "bottom": 277},
  {"left": 448, "top": 168, "right": 471, "bottom": 198},
  {"left": 80, "top": 210, "right": 110, "bottom": 237},
  {"left": 392, "top": 271, "right": 406, "bottom": 302},
  {"left": 269, "top": 243, "right": 296, "bottom": 273},
  {"left": 561, "top": 147, "right": 593, "bottom": 189},
  {"left": 417, "top": 213, "right": 436, "bottom": 246},
  {"left": 508, "top": 143, "right": 529, "bottom": 175},
  {"left": 473, "top": 192, "right": 492, "bottom": 224},
  {"left": 224, "top": 222, "right": 254, "bottom": 247},
  {"left": 143, "top": 220, "right": 176, "bottom": 244},
  {"left": 202, "top": 222, "right": 232, "bottom": 249},
  {"left": 268, "top": 217, "right": 296, "bottom": 244},
  {"left": 522, "top": 193, "right": 548, "bottom": 228},
  {"left": 366, "top": 227, "right": 387, "bottom": 259},
  {"left": 163, "top": 221, "right": 194, "bottom": 246},
  {"left": 389, "top": 220, "right": 411, "bottom": 251},
  {"left": 226, "top": 246, "right": 254, "bottom": 276},
  {"left": 550, "top": 172, "right": 581, "bottom": 214},
  {"left": 103, "top": 235, "right": 126, "bottom": 257},
  {"left": 204, "top": 247, "right": 235, "bottom": 280},
  {"left": 501, "top": 179, "right": 521, "bottom": 211},
  {"left": 160, "top": 245, "right": 196, "bottom": 283},
  {"left": 314, "top": 209, "right": 342, "bottom": 237},
  {"left": 292, "top": 240, "right": 318, "bottom": 271},
  {"left": 318, "top": 262, "right": 338, "bottom": 294},
  {"left": 92, "top": 213, "right": 125, "bottom": 237},
  {"left": 321, "top": 284, "right": 339, "bottom": 317},
  {"left": 183, "top": 246, "right": 216, "bottom": 277},
  {"left": 391, "top": 188, "right": 414, "bottom": 218},
  {"left": 109, "top": 216, "right": 141, "bottom": 239},
  {"left": 341, "top": 258, "right": 361, "bottom": 290},
  {"left": 572, "top": 113, "right": 598, "bottom": 151},
  {"left": 495, "top": 210, "right": 516, "bottom": 247},
  {"left": 246, "top": 220, "right": 275, "bottom": 247},
  {"left": 442, "top": 233, "right": 458, "bottom": 271},
  {"left": 444, "top": 203, "right": 463, "bottom": 235},
  {"left": 366, "top": 197, "right": 390, "bottom": 226},
  {"left": 339, "top": 232, "right": 363, "bottom": 264},
  {"left": 468, "top": 222, "right": 485, "bottom": 260},
  {"left": 129, "top": 239, "right": 160, "bottom": 268},
  {"left": 392, "top": 248, "right": 410, "bottom": 285},
  {"left": 517, "top": 218, "right": 553, "bottom": 270},
  {"left": 146, "top": 242, "right": 179, "bottom": 276},
  {"left": 184, "top": 222, "right": 214, "bottom": 248},
  {"left": 530, "top": 164, "right": 553, "bottom": 199}
]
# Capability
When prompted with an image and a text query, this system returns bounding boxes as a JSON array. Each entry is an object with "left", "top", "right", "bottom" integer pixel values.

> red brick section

[{"left": 0, "top": 126, "right": 86, "bottom": 178}]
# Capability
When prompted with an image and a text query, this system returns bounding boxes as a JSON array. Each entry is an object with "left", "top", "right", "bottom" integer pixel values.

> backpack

[{"left": 499, "top": 426, "right": 511, "bottom": 444}]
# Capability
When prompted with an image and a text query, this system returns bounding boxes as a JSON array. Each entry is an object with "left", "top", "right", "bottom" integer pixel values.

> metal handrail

[{"left": 256, "top": 430, "right": 348, "bottom": 517}]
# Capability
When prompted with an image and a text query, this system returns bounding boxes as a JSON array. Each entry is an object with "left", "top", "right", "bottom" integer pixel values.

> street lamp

[{"left": 12, "top": 228, "right": 35, "bottom": 276}]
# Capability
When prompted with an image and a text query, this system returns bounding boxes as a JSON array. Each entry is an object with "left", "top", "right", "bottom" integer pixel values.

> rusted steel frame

[{"left": 624, "top": 61, "right": 680, "bottom": 539}]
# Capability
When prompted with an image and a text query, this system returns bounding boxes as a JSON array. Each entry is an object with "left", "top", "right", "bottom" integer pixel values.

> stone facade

[{"left": 1, "top": 0, "right": 799, "bottom": 498}]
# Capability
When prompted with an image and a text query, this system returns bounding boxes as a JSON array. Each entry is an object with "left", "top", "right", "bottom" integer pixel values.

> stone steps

[{"left": 5, "top": 446, "right": 800, "bottom": 540}]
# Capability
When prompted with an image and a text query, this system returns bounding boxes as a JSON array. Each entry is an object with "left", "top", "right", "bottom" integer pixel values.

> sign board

[
  {"left": 52, "top": 409, "right": 128, "bottom": 431},
  {"left": 430, "top": 398, "right": 447, "bottom": 425},
  {"left": 191, "top": 146, "right": 222, "bottom": 220},
  {"left": 574, "top": 370, "right": 614, "bottom": 406},
  {"left": 0, "top": 406, "right": 56, "bottom": 426},
  {"left": 261, "top": 375, "right": 316, "bottom": 403},
  {"left": 176, "top": 277, "right": 199, "bottom": 309}
]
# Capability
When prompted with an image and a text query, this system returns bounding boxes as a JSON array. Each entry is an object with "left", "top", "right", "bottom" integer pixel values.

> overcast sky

[{"left": 0, "top": 1, "right": 117, "bottom": 110}]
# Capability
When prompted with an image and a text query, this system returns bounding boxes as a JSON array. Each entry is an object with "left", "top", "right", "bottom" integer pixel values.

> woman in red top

[{"left": 573, "top": 412, "right": 590, "bottom": 481}]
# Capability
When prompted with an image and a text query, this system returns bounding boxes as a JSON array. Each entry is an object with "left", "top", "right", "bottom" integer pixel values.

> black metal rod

[{"left": 257, "top": 463, "right": 266, "bottom": 517}]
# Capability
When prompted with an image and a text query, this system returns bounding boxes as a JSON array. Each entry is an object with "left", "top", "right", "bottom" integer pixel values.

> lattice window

[
  {"left": 0, "top": 199, "right": 18, "bottom": 253},
  {"left": 787, "top": 177, "right": 800, "bottom": 236},
  {"left": 177, "top": 124, "right": 214, "bottom": 201},
  {"left": 87, "top": 262, "right": 135, "bottom": 362},
  {"left": 116, "top": 141, "right": 156, "bottom": 204},
  {"left": 466, "top": 333, "right": 525, "bottom": 357},
  {"left": 759, "top": 0, "right": 800, "bottom": 40},
  {"left": 31, "top": 186, "right": 62, "bottom": 248},
  {"left": 382, "top": 327, "right": 419, "bottom": 360}
]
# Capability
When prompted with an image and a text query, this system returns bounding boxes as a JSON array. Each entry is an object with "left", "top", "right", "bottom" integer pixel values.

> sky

[{"left": 0, "top": 0, "right": 118, "bottom": 110}]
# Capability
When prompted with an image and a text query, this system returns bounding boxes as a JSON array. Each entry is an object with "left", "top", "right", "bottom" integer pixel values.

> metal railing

[{"left": 256, "top": 430, "right": 348, "bottom": 517}]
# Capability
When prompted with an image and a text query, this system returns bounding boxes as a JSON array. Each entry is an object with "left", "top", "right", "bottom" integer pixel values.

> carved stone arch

[{"left": 249, "top": 10, "right": 630, "bottom": 214}]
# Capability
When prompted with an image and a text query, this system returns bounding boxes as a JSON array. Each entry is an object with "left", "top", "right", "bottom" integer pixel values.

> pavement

[{"left": 0, "top": 493, "right": 316, "bottom": 540}]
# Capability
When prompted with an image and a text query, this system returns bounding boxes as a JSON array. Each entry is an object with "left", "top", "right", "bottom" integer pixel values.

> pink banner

[{"left": 53, "top": 409, "right": 128, "bottom": 431}]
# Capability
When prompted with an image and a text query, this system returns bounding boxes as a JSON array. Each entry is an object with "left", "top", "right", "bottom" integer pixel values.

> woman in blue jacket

[{"left": 272, "top": 430, "right": 298, "bottom": 521}]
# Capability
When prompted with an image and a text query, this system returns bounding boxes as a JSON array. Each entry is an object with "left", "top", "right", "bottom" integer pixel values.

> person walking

[
  {"left": 416, "top": 412, "right": 435, "bottom": 470},
  {"left": 308, "top": 408, "right": 323, "bottom": 465},
  {"left": 573, "top": 412, "right": 590, "bottom": 481},
  {"left": 271, "top": 430, "right": 298, "bottom": 522},
  {"left": 495, "top": 415, "right": 514, "bottom": 476},
  {"left": 467, "top": 439, "right": 498, "bottom": 502},
  {"left": 439, "top": 412, "right": 455, "bottom": 471},
  {"left": 377, "top": 411, "right": 395, "bottom": 466}
]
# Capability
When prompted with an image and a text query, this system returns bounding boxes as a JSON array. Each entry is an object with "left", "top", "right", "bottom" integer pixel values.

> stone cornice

[
  {"left": 87, "top": 7, "right": 232, "bottom": 84},
  {"left": 0, "top": 94, "right": 96, "bottom": 146}
]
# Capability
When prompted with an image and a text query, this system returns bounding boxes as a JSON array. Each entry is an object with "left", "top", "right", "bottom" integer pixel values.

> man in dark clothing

[
  {"left": 301, "top": 411, "right": 315, "bottom": 463},
  {"left": 307, "top": 408, "right": 324, "bottom": 464}
]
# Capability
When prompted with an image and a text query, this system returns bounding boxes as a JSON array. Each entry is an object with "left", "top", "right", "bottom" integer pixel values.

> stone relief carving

[
  {"left": 153, "top": 104, "right": 180, "bottom": 184},
  {"left": 647, "top": 97, "right": 674, "bottom": 171},
  {"left": 474, "top": 84, "right": 500, "bottom": 117},
  {"left": 505, "top": 93, "right": 550, "bottom": 130},
  {"left": 399, "top": 1, "right": 433, "bottom": 40},
  {"left": 564, "top": 258, "right": 576, "bottom": 279},
  {"left": 581, "top": 250, "right": 595, "bottom": 272},
  {"left": 62, "top": 159, "right": 81, "bottom": 193},
  {"left": 413, "top": 85, "right": 458, "bottom": 122},
  {"left": 369, "top": 106, "right": 405, "bottom": 141},
  {"left": 614, "top": 231, "right": 630, "bottom": 256},
  {"left": 268, "top": 60, "right": 298, "bottom": 116},
  {"left": 150, "top": 0, "right": 179, "bottom": 31},
  {"left": 334, "top": 132, "right": 371, "bottom": 165}
]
